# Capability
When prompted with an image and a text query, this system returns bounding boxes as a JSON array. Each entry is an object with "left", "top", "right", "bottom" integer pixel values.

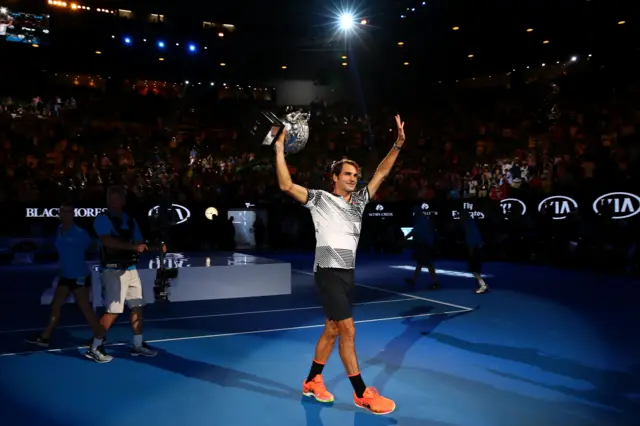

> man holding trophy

[{"left": 271, "top": 111, "right": 405, "bottom": 415}]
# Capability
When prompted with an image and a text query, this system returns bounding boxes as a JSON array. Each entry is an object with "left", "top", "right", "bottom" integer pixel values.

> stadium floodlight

[{"left": 338, "top": 13, "right": 355, "bottom": 31}]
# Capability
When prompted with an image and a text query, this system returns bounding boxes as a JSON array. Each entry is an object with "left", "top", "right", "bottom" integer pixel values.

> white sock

[
  {"left": 90, "top": 337, "right": 103, "bottom": 351},
  {"left": 133, "top": 334, "right": 143, "bottom": 348}
]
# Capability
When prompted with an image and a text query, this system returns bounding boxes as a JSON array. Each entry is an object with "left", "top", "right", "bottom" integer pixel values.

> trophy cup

[{"left": 249, "top": 109, "right": 311, "bottom": 154}]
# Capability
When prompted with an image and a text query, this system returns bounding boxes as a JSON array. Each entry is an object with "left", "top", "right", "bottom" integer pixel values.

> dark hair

[
  {"left": 106, "top": 185, "right": 126, "bottom": 199},
  {"left": 60, "top": 201, "right": 74, "bottom": 210},
  {"left": 331, "top": 158, "right": 360, "bottom": 178}
]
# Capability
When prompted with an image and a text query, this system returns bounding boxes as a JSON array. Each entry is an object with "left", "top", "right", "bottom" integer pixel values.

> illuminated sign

[
  {"left": 592, "top": 192, "right": 640, "bottom": 220},
  {"left": 418, "top": 202, "right": 438, "bottom": 216},
  {"left": 148, "top": 204, "right": 191, "bottom": 225},
  {"left": 205, "top": 207, "right": 218, "bottom": 220},
  {"left": 26, "top": 207, "right": 107, "bottom": 218},
  {"left": 500, "top": 198, "right": 527, "bottom": 217},
  {"left": 401, "top": 227, "right": 413, "bottom": 240},
  {"left": 538, "top": 196, "right": 578, "bottom": 220},
  {"left": 369, "top": 204, "right": 393, "bottom": 217},
  {"left": 452, "top": 202, "right": 485, "bottom": 220},
  {"left": 148, "top": 253, "right": 191, "bottom": 269}
]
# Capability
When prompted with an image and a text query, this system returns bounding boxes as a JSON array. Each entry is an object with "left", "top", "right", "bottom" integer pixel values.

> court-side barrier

[
  {"left": 1, "top": 189, "right": 638, "bottom": 252},
  {"left": 7, "top": 190, "right": 640, "bottom": 224}
]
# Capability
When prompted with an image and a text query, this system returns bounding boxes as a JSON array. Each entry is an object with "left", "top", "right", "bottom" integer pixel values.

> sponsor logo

[
  {"left": 537, "top": 196, "right": 578, "bottom": 220},
  {"left": 592, "top": 192, "right": 640, "bottom": 220},
  {"left": 369, "top": 204, "right": 393, "bottom": 217},
  {"left": 452, "top": 202, "right": 485, "bottom": 220},
  {"left": 148, "top": 204, "right": 191, "bottom": 225},
  {"left": 500, "top": 198, "right": 527, "bottom": 217},
  {"left": 26, "top": 207, "right": 107, "bottom": 218},
  {"left": 148, "top": 253, "right": 190, "bottom": 269},
  {"left": 205, "top": 207, "right": 218, "bottom": 220},
  {"left": 416, "top": 202, "right": 438, "bottom": 216},
  {"left": 401, "top": 227, "right": 414, "bottom": 240}
]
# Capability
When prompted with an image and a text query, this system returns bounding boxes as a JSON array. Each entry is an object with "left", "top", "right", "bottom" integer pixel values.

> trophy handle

[
  {"left": 262, "top": 111, "right": 284, "bottom": 126},
  {"left": 261, "top": 111, "right": 285, "bottom": 146}
]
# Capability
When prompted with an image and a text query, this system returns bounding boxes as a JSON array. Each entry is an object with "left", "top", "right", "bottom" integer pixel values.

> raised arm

[
  {"left": 367, "top": 115, "right": 406, "bottom": 199},
  {"left": 274, "top": 130, "right": 309, "bottom": 204}
]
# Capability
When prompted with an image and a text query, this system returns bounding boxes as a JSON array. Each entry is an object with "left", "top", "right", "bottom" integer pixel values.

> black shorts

[
  {"left": 58, "top": 276, "right": 91, "bottom": 292},
  {"left": 314, "top": 267, "right": 355, "bottom": 322},
  {"left": 468, "top": 247, "right": 483, "bottom": 273}
]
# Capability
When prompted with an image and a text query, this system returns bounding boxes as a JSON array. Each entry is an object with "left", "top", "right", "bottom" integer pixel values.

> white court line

[
  {"left": 0, "top": 297, "right": 415, "bottom": 335},
  {"left": 0, "top": 307, "right": 470, "bottom": 357},
  {"left": 293, "top": 269, "right": 475, "bottom": 312}
]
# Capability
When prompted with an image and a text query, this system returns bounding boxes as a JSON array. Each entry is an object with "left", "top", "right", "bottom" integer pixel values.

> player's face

[{"left": 334, "top": 164, "right": 359, "bottom": 193}]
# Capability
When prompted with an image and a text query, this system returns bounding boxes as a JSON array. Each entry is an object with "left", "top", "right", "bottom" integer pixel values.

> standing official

[
  {"left": 26, "top": 201, "right": 111, "bottom": 363},
  {"left": 460, "top": 210, "right": 489, "bottom": 294},
  {"left": 405, "top": 206, "right": 440, "bottom": 289}
]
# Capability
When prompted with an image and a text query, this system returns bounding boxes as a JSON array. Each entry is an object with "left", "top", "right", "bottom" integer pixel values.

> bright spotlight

[
  {"left": 188, "top": 44, "right": 196, "bottom": 52},
  {"left": 123, "top": 37, "right": 131, "bottom": 45},
  {"left": 157, "top": 41, "right": 165, "bottom": 48},
  {"left": 339, "top": 13, "right": 355, "bottom": 30}
]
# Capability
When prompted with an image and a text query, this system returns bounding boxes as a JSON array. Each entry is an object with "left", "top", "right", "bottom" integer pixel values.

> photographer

[{"left": 91, "top": 185, "right": 165, "bottom": 358}]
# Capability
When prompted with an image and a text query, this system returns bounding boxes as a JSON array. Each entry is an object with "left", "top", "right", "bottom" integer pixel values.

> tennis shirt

[{"left": 304, "top": 187, "right": 370, "bottom": 271}]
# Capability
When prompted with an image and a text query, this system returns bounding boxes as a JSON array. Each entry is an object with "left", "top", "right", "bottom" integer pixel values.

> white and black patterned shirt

[{"left": 304, "top": 187, "right": 370, "bottom": 271}]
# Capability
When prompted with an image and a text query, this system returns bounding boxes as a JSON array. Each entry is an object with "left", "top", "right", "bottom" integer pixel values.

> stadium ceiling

[{"left": 7, "top": 0, "right": 637, "bottom": 82}]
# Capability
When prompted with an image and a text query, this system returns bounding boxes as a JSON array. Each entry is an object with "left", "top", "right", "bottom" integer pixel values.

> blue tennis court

[{"left": 0, "top": 252, "right": 638, "bottom": 426}]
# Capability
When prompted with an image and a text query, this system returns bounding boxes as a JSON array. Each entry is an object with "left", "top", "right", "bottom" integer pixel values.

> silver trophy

[{"left": 253, "top": 109, "right": 311, "bottom": 154}]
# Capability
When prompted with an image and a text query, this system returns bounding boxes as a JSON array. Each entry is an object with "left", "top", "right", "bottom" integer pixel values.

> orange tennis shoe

[
  {"left": 302, "top": 375, "right": 335, "bottom": 403},
  {"left": 354, "top": 387, "right": 396, "bottom": 415}
]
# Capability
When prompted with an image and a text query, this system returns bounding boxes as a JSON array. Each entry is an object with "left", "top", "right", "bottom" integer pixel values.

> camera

[
  {"left": 149, "top": 199, "right": 179, "bottom": 302},
  {"left": 153, "top": 251, "right": 178, "bottom": 303}
]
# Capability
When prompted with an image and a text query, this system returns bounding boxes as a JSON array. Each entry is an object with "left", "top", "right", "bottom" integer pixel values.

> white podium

[{"left": 40, "top": 253, "right": 292, "bottom": 309}]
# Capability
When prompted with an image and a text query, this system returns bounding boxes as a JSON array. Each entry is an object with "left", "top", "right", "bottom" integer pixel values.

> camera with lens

[
  {"left": 153, "top": 252, "right": 178, "bottom": 303},
  {"left": 149, "top": 199, "right": 179, "bottom": 303}
]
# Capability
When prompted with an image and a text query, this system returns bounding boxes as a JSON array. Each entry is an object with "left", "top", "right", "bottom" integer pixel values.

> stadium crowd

[
  {"left": 0, "top": 73, "right": 638, "bottom": 207},
  {"left": 1, "top": 65, "right": 639, "bottom": 274},
  {"left": 1, "top": 69, "right": 638, "bottom": 210}
]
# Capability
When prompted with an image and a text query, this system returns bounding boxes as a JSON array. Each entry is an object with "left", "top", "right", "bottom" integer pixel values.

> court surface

[{"left": 0, "top": 251, "right": 638, "bottom": 426}]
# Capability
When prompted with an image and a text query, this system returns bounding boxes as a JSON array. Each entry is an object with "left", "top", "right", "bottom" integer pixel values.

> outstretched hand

[{"left": 395, "top": 114, "right": 405, "bottom": 144}]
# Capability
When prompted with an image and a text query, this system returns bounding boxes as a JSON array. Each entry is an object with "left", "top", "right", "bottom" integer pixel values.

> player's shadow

[
  {"left": 429, "top": 332, "right": 640, "bottom": 414},
  {"left": 15, "top": 332, "right": 440, "bottom": 425},
  {"left": 323, "top": 306, "right": 473, "bottom": 391},
  {"left": 113, "top": 345, "right": 299, "bottom": 398},
  {"left": 6, "top": 328, "right": 93, "bottom": 361},
  {"left": 299, "top": 396, "right": 334, "bottom": 426},
  {"left": 300, "top": 396, "right": 458, "bottom": 426},
  {"left": 364, "top": 307, "right": 474, "bottom": 390},
  {"left": 112, "top": 346, "right": 426, "bottom": 424}
]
